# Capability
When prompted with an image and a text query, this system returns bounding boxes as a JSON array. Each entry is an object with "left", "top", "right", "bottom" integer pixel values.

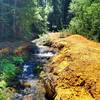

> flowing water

[{"left": 12, "top": 42, "right": 56, "bottom": 100}]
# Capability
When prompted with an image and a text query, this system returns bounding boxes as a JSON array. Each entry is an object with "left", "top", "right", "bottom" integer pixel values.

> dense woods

[
  {"left": 0, "top": 0, "right": 71, "bottom": 40},
  {"left": 0, "top": 0, "right": 52, "bottom": 40},
  {"left": 0, "top": 0, "right": 100, "bottom": 41}
]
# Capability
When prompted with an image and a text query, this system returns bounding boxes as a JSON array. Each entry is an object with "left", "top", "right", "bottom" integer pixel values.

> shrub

[
  {"left": 12, "top": 56, "right": 24, "bottom": 65},
  {"left": 0, "top": 59, "right": 17, "bottom": 81},
  {"left": 0, "top": 55, "right": 24, "bottom": 83},
  {"left": 68, "top": 0, "right": 100, "bottom": 41}
]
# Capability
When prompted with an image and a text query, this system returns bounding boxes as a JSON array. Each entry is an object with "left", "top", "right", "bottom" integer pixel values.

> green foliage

[
  {"left": 48, "top": 0, "right": 71, "bottom": 31},
  {"left": 0, "top": 55, "right": 24, "bottom": 99},
  {"left": 0, "top": 0, "right": 52, "bottom": 40},
  {"left": 12, "top": 56, "right": 24, "bottom": 65},
  {"left": 0, "top": 57, "right": 16, "bottom": 99},
  {"left": 48, "top": 0, "right": 62, "bottom": 30},
  {"left": 68, "top": 0, "right": 100, "bottom": 41},
  {"left": 0, "top": 58, "right": 17, "bottom": 81},
  {"left": 0, "top": 55, "right": 24, "bottom": 85},
  {"left": 16, "top": 0, "right": 52, "bottom": 39}
]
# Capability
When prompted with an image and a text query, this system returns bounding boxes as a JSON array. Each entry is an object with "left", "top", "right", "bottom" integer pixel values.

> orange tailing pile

[{"left": 44, "top": 34, "right": 100, "bottom": 100}]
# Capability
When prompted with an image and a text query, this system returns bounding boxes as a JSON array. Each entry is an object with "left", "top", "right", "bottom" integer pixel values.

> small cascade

[
  {"left": 18, "top": 62, "right": 37, "bottom": 80},
  {"left": 12, "top": 42, "right": 56, "bottom": 100}
]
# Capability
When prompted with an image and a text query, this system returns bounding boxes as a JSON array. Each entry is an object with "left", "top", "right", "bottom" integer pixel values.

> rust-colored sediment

[{"left": 43, "top": 33, "right": 100, "bottom": 100}]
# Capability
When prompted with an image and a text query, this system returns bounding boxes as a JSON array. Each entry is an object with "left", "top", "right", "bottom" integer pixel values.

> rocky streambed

[
  {"left": 1, "top": 33, "right": 100, "bottom": 100},
  {"left": 11, "top": 39, "right": 57, "bottom": 100}
]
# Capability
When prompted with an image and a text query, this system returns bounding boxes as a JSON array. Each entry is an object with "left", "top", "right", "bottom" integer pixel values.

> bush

[
  {"left": 12, "top": 56, "right": 24, "bottom": 65},
  {"left": 0, "top": 55, "right": 24, "bottom": 83},
  {"left": 0, "top": 55, "right": 24, "bottom": 99},
  {"left": 0, "top": 59, "right": 17, "bottom": 81},
  {"left": 68, "top": 0, "right": 100, "bottom": 41}
]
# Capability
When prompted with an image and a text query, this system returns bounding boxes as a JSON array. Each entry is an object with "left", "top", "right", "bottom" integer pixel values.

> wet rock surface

[
  {"left": 41, "top": 35, "right": 100, "bottom": 100},
  {"left": 2, "top": 33, "right": 100, "bottom": 100},
  {"left": 12, "top": 38, "right": 57, "bottom": 100},
  {"left": 13, "top": 80, "right": 46, "bottom": 100}
]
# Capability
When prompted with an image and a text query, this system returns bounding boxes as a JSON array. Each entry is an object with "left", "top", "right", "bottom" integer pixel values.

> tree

[
  {"left": 68, "top": 0, "right": 100, "bottom": 41},
  {"left": 0, "top": 0, "right": 52, "bottom": 41},
  {"left": 48, "top": 0, "right": 71, "bottom": 31},
  {"left": 48, "top": 0, "right": 62, "bottom": 31},
  {"left": 16, "top": 0, "right": 52, "bottom": 40},
  {"left": 61, "top": 0, "right": 71, "bottom": 26},
  {"left": 0, "top": 0, "right": 24, "bottom": 40}
]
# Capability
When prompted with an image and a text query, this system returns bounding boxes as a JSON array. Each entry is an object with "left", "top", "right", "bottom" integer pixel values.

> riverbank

[
  {"left": 0, "top": 32, "right": 100, "bottom": 100},
  {"left": 41, "top": 33, "right": 100, "bottom": 100}
]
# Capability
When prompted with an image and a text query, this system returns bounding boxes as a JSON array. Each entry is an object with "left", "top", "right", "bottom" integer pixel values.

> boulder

[{"left": 13, "top": 79, "right": 46, "bottom": 100}]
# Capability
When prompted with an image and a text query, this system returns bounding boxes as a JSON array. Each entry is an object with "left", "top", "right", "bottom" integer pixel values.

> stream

[{"left": 12, "top": 41, "right": 56, "bottom": 100}]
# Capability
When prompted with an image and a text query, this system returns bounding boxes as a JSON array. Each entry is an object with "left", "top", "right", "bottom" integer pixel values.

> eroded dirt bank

[{"left": 41, "top": 34, "right": 100, "bottom": 100}]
